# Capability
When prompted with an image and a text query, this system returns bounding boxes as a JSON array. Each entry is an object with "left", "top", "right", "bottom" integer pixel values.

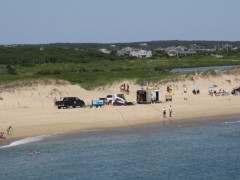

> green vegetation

[{"left": 1, "top": 42, "right": 240, "bottom": 90}]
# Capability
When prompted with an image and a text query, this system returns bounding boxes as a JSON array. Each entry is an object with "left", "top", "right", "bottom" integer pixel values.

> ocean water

[{"left": 1, "top": 121, "right": 240, "bottom": 180}]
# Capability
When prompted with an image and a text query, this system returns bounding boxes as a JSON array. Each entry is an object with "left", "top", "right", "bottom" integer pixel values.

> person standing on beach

[
  {"left": 183, "top": 87, "right": 188, "bottom": 100},
  {"left": 163, "top": 107, "right": 167, "bottom": 118},
  {"left": 169, "top": 105, "right": 173, "bottom": 117},
  {"left": 53, "top": 97, "right": 57, "bottom": 107}
]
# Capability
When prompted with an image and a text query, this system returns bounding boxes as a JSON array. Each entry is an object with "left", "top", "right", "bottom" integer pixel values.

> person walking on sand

[
  {"left": 169, "top": 105, "right": 173, "bottom": 117},
  {"left": 163, "top": 107, "right": 167, "bottom": 118},
  {"left": 6, "top": 126, "right": 12, "bottom": 135}
]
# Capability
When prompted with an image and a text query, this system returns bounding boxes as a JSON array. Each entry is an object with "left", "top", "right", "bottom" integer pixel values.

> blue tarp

[{"left": 92, "top": 99, "right": 104, "bottom": 106}]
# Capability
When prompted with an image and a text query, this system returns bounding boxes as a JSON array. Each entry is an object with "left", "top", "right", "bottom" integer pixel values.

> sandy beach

[{"left": 0, "top": 70, "right": 240, "bottom": 146}]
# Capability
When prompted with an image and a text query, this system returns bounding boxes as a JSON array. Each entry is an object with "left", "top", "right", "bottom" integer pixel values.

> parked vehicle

[
  {"left": 98, "top": 98, "right": 108, "bottom": 105},
  {"left": 91, "top": 99, "right": 104, "bottom": 107},
  {"left": 137, "top": 90, "right": 152, "bottom": 104},
  {"left": 231, "top": 87, "right": 240, "bottom": 96},
  {"left": 165, "top": 94, "right": 172, "bottom": 101},
  {"left": 106, "top": 94, "right": 127, "bottom": 106},
  {"left": 55, "top": 97, "right": 85, "bottom": 109},
  {"left": 137, "top": 90, "right": 162, "bottom": 104}
]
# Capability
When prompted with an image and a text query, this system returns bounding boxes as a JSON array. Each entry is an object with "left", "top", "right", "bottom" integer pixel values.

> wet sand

[{"left": 1, "top": 113, "right": 240, "bottom": 147}]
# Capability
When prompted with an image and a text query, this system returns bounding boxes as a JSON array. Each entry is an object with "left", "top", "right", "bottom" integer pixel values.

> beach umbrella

[
  {"left": 209, "top": 84, "right": 218, "bottom": 88},
  {"left": 192, "top": 85, "right": 200, "bottom": 89}
]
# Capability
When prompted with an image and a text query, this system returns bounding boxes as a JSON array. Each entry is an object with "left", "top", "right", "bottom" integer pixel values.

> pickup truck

[
  {"left": 55, "top": 97, "right": 85, "bottom": 109},
  {"left": 106, "top": 94, "right": 127, "bottom": 105}
]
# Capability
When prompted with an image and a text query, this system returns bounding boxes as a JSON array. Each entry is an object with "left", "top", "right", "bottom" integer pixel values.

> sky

[{"left": 0, "top": 0, "right": 240, "bottom": 44}]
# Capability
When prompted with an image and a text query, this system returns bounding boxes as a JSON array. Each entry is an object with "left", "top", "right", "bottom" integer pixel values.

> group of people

[
  {"left": 120, "top": 83, "right": 130, "bottom": 93},
  {"left": 192, "top": 89, "right": 200, "bottom": 95},
  {"left": 163, "top": 105, "right": 173, "bottom": 118},
  {"left": 0, "top": 132, "right": 6, "bottom": 139},
  {"left": 0, "top": 126, "right": 13, "bottom": 140},
  {"left": 209, "top": 88, "right": 229, "bottom": 96},
  {"left": 167, "top": 86, "right": 173, "bottom": 94},
  {"left": 29, "top": 150, "right": 41, "bottom": 155}
]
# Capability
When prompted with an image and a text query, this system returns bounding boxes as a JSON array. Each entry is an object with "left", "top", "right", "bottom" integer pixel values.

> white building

[
  {"left": 99, "top": 48, "right": 111, "bottom": 54},
  {"left": 165, "top": 46, "right": 196, "bottom": 57},
  {"left": 129, "top": 49, "right": 152, "bottom": 58},
  {"left": 117, "top": 47, "right": 152, "bottom": 58}
]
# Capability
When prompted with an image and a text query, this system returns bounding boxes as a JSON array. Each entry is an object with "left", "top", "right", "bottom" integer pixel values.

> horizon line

[{"left": 1, "top": 39, "right": 240, "bottom": 46}]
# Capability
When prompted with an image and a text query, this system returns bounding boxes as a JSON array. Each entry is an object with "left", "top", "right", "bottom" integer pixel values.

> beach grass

[{"left": 1, "top": 54, "right": 240, "bottom": 89}]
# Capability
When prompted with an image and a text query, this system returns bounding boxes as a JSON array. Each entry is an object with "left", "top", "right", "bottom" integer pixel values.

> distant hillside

[
  {"left": 1, "top": 40, "right": 240, "bottom": 66},
  {"left": 3, "top": 40, "right": 240, "bottom": 50},
  {"left": 1, "top": 39, "right": 240, "bottom": 89}
]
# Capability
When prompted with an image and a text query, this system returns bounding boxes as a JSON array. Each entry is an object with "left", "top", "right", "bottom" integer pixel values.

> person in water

[
  {"left": 29, "top": 150, "right": 33, "bottom": 155},
  {"left": 35, "top": 150, "right": 41, "bottom": 154}
]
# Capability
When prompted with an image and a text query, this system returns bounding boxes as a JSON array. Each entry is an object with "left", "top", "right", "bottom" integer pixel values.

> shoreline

[
  {"left": 1, "top": 73, "right": 240, "bottom": 147},
  {"left": 1, "top": 113, "right": 240, "bottom": 148}
]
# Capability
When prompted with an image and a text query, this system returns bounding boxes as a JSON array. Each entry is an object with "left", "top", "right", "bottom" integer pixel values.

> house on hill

[
  {"left": 164, "top": 46, "right": 196, "bottom": 57},
  {"left": 188, "top": 44, "right": 216, "bottom": 53},
  {"left": 117, "top": 47, "right": 152, "bottom": 58},
  {"left": 99, "top": 48, "right": 111, "bottom": 54}
]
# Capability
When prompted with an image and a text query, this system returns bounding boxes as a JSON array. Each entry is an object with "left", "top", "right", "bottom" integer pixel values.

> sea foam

[
  {"left": 224, "top": 121, "right": 240, "bottom": 124},
  {"left": 0, "top": 132, "right": 64, "bottom": 149}
]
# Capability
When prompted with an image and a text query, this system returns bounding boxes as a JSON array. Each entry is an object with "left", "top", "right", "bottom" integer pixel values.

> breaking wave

[
  {"left": 0, "top": 132, "right": 64, "bottom": 149},
  {"left": 224, "top": 121, "right": 240, "bottom": 124}
]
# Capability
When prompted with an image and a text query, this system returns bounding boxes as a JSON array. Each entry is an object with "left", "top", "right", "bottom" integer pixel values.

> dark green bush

[
  {"left": 154, "top": 66, "right": 165, "bottom": 72},
  {"left": 6, "top": 65, "right": 17, "bottom": 75},
  {"left": 111, "top": 68, "right": 124, "bottom": 72}
]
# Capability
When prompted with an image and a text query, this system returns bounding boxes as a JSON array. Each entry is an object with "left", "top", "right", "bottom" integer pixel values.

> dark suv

[{"left": 55, "top": 97, "right": 85, "bottom": 109}]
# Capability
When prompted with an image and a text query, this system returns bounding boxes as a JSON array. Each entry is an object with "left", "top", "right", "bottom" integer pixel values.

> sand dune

[{"left": 0, "top": 70, "right": 240, "bottom": 143}]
